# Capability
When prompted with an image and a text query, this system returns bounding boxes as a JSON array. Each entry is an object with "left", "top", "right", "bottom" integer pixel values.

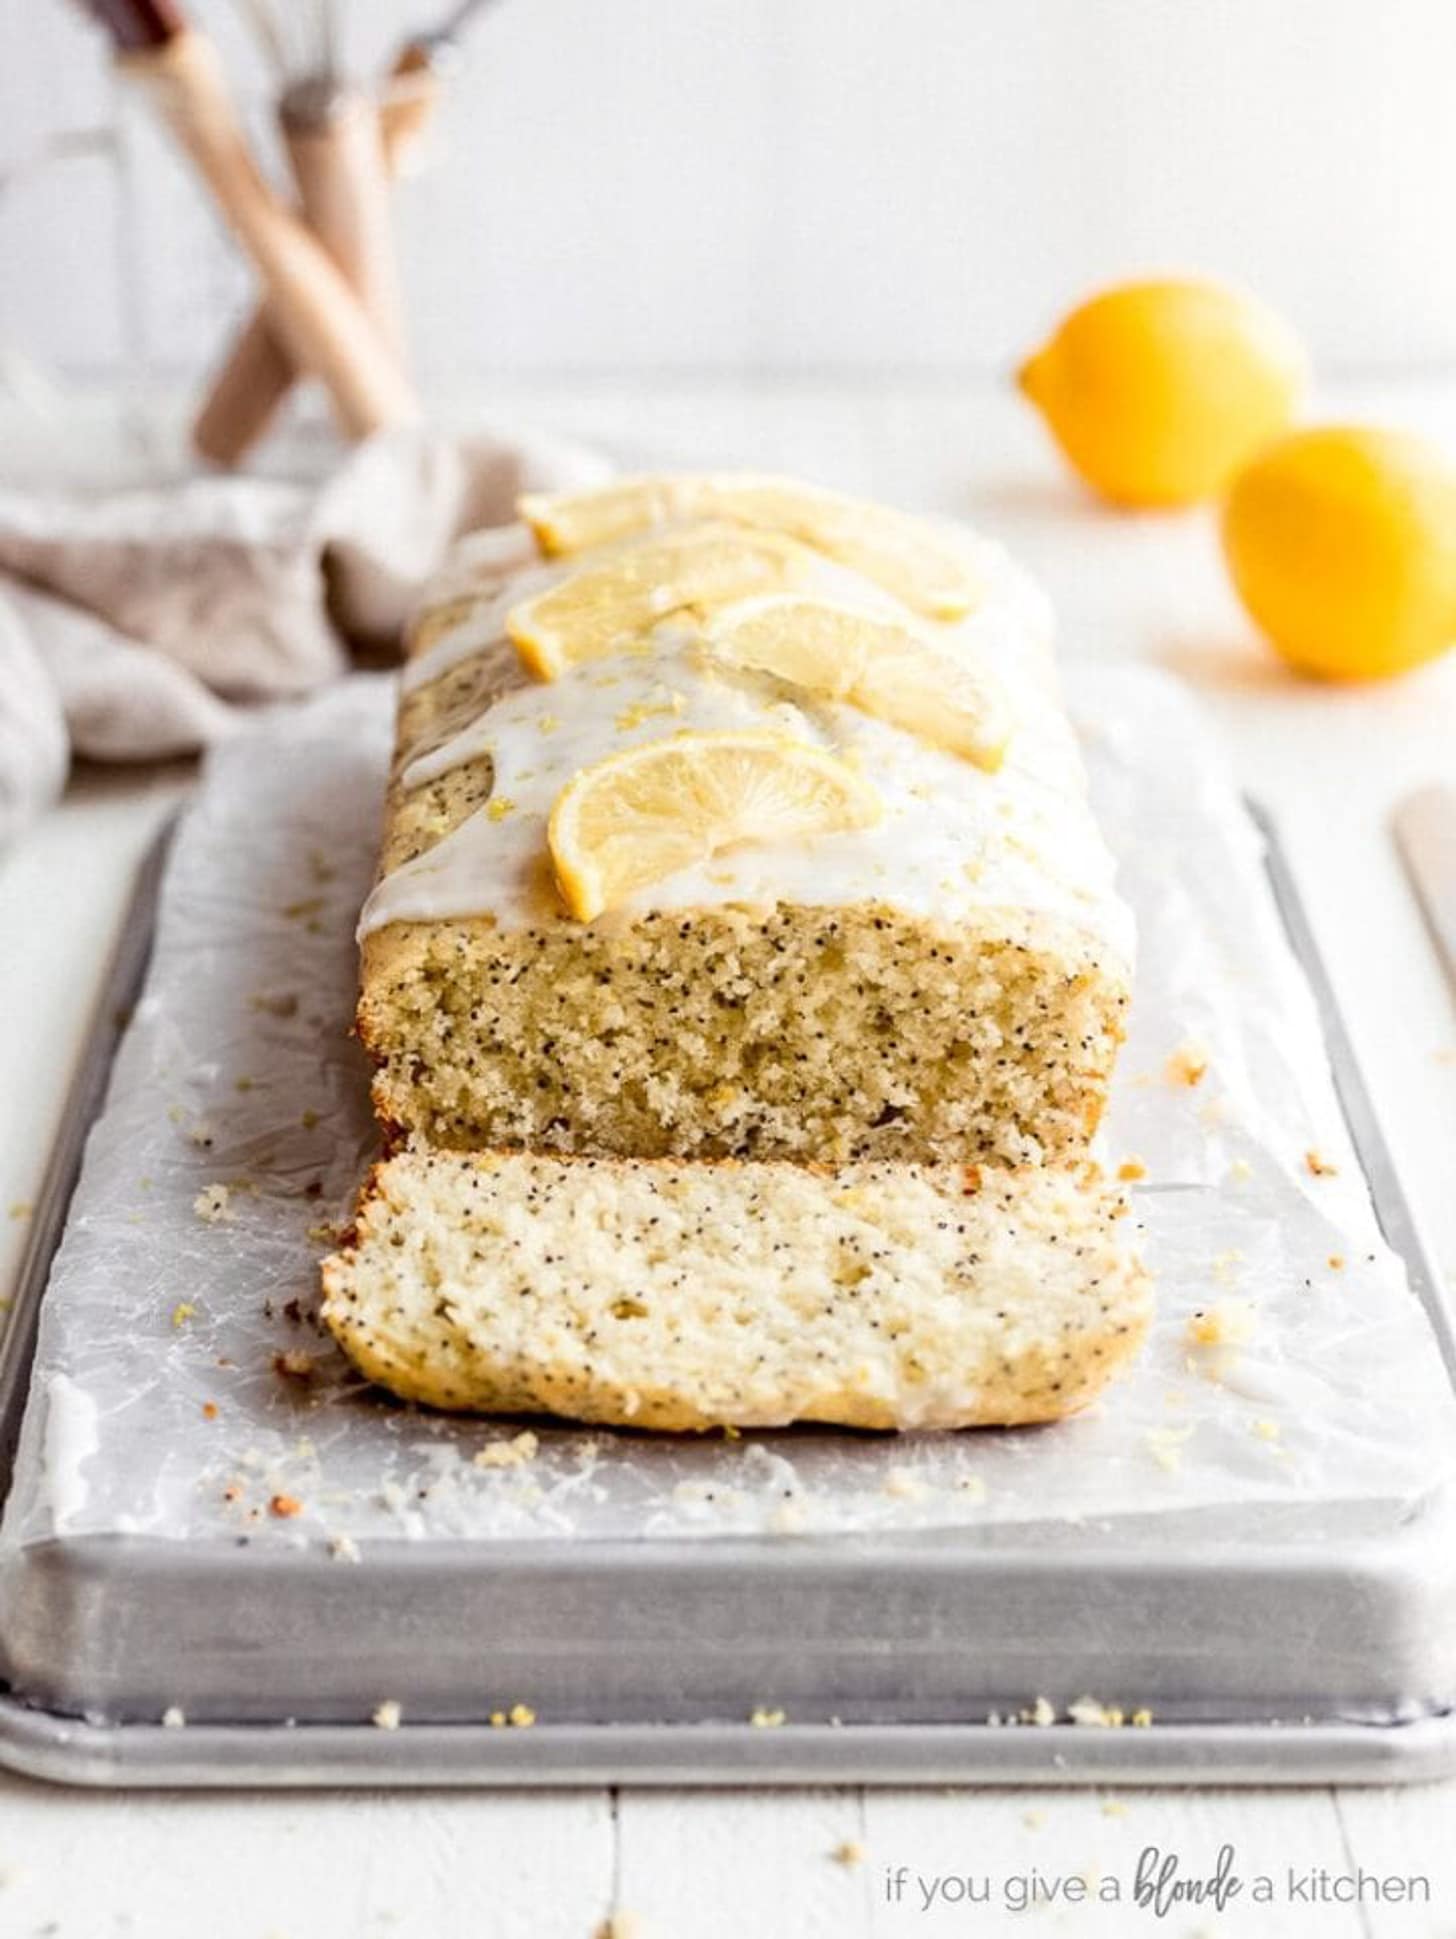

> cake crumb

[
  {"left": 171, "top": 1302, "right": 196, "bottom": 1329},
  {"left": 269, "top": 1493, "right": 303, "bottom": 1519},
  {"left": 1328, "top": 1253, "right": 1345, "bottom": 1271},
  {"left": 1131, "top": 1708, "right": 1154, "bottom": 1728},
  {"left": 161, "top": 1705, "right": 186, "bottom": 1729},
  {"left": 273, "top": 1348, "right": 315, "bottom": 1381},
  {"left": 1145, "top": 1426, "right": 1194, "bottom": 1473},
  {"left": 1211, "top": 1249, "right": 1244, "bottom": 1287},
  {"left": 1187, "top": 1298, "right": 1256, "bottom": 1349},
  {"left": 1069, "top": 1695, "right": 1125, "bottom": 1728},
  {"left": 596, "top": 1914, "right": 640, "bottom": 1939},
  {"left": 1305, "top": 1148, "right": 1339, "bottom": 1177},
  {"left": 201, "top": 1400, "right": 218, "bottom": 1421},
  {"left": 486, "top": 796, "right": 517, "bottom": 822},
  {"left": 372, "top": 1700, "right": 402, "bottom": 1731},
  {"left": 193, "top": 1183, "right": 235, "bottom": 1225},
  {"left": 1101, "top": 1799, "right": 1128, "bottom": 1818},
  {"left": 473, "top": 1430, "right": 540, "bottom": 1470},
  {"left": 1116, "top": 1158, "right": 1146, "bottom": 1182},
  {"left": 509, "top": 1702, "right": 536, "bottom": 1728},
  {"left": 330, "top": 1534, "right": 362, "bottom": 1565},
  {"left": 750, "top": 1706, "right": 786, "bottom": 1728},
  {"left": 831, "top": 1840, "right": 864, "bottom": 1867},
  {"left": 1022, "top": 1696, "right": 1056, "bottom": 1728},
  {"left": 1166, "top": 1042, "right": 1209, "bottom": 1087}
]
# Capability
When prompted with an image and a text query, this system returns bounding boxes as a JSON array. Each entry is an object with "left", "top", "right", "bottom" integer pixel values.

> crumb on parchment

[
  {"left": 372, "top": 1700, "right": 402, "bottom": 1731},
  {"left": 269, "top": 1493, "right": 303, "bottom": 1519},
  {"left": 1116, "top": 1158, "right": 1146, "bottom": 1182},
  {"left": 1145, "top": 1426, "right": 1195, "bottom": 1474},
  {"left": 750, "top": 1706, "right": 786, "bottom": 1728},
  {"left": 1069, "top": 1695, "right": 1126, "bottom": 1728},
  {"left": 1305, "top": 1147, "right": 1339, "bottom": 1177},
  {"left": 1186, "top": 1298, "right": 1257, "bottom": 1349},
  {"left": 171, "top": 1302, "right": 196, "bottom": 1329},
  {"left": 473, "top": 1430, "right": 540, "bottom": 1470},
  {"left": 596, "top": 1914, "right": 641, "bottom": 1939},
  {"left": 330, "top": 1534, "right": 362, "bottom": 1565},
  {"left": 1166, "top": 1042, "right": 1209, "bottom": 1087},
  {"left": 193, "top": 1183, "right": 234, "bottom": 1225},
  {"left": 1022, "top": 1696, "right": 1056, "bottom": 1728},
  {"left": 161, "top": 1706, "right": 185, "bottom": 1729},
  {"left": 831, "top": 1840, "right": 864, "bottom": 1867}
]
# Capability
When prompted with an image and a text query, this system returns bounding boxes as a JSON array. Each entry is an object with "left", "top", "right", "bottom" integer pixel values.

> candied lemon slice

[
  {"left": 518, "top": 474, "right": 981, "bottom": 621},
  {"left": 703, "top": 595, "right": 1011, "bottom": 771},
  {"left": 548, "top": 729, "right": 882, "bottom": 922},
  {"left": 507, "top": 523, "right": 819, "bottom": 679}
]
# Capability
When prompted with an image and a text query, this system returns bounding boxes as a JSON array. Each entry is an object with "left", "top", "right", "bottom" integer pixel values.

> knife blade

[{"left": 1394, "top": 785, "right": 1456, "bottom": 996}]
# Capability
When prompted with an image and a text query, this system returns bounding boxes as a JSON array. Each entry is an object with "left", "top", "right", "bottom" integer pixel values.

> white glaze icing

[{"left": 361, "top": 516, "right": 1135, "bottom": 965}]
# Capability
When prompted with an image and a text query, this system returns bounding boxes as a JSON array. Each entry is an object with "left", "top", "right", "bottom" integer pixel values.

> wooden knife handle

[
  {"left": 193, "top": 52, "right": 438, "bottom": 466},
  {"left": 124, "top": 30, "right": 416, "bottom": 447}
]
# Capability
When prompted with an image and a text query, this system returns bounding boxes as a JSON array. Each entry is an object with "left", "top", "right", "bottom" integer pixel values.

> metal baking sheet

[{"left": 2, "top": 675, "right": 1455, "bottom": 1788}]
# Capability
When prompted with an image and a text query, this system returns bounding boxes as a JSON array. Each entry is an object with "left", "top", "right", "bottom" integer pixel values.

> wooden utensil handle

[
  {"left": 193, "top": 54, "right": 439, "bottom": 466},
  {"left": 126, "top": 30, "right": 416, "bottom": 443}
]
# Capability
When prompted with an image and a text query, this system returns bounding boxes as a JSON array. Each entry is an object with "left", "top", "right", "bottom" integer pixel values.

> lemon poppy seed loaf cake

[
  {"left": 355, "top": 477, "right": 1135, "bottom": 1167},
  {"left": 323, "top": 1150, "right": 1151, "bottom": 1429},
  {"left": 328, "top": 475, "right": 1148, "bottom": 1431}
]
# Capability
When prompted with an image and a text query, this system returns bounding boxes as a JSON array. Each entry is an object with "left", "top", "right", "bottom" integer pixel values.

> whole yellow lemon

[
  {"left": 1018, "top": 278, "right": 1307, "bottom": 508},
  {"left": 1222, "top": 426, "right": 1456, "bottom": 681}
]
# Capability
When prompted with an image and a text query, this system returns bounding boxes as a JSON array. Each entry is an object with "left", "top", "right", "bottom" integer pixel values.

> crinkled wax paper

[{"left": 4, "top": 668, "right": 1454, "bottom": 1553}]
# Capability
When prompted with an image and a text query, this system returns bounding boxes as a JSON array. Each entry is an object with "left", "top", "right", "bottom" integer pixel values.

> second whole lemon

[
  {"left": 1221, "top": 426, "right": 1456, "bottom": 681},
  {"left": 1018, "top": 278, "right": 1307, "bottom": 508}
]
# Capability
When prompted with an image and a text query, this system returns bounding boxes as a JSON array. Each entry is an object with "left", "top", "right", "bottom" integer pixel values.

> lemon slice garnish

[
  {"left": 506, "top": 523, "right": 818, "bottom": 679},
  {"left": 518, "top": 474, "right": 981, "bottom": 620},
  {"left": 547, "top": 729, "right": 882, "bottom": 922},
  {"left": 703, "top": 594, "right": 1011, "bottom": 771}
]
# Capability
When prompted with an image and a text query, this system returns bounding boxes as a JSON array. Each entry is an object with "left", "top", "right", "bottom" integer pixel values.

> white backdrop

[{"left": 3, "top": 0, "right": 1455, "bottom": 384}]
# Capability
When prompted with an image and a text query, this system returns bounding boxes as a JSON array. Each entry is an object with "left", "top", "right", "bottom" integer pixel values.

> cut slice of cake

[{"left": 322, "top": 1149, "right": 1150, "bottom": 1431}]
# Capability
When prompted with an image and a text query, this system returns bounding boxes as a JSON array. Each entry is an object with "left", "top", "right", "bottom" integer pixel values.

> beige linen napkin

[{"left": 0, "top": 422, "right": 608, "bottom": 847}]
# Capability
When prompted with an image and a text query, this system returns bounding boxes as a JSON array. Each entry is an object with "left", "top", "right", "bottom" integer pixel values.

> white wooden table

[{"left": 2, "top": 379, "right": 1455, "bottom": 1937}]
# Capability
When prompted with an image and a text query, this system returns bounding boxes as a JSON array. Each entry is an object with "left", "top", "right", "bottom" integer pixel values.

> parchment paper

[{"left": 4, "top": 669, "right": 1454, "bottom": 1553}]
